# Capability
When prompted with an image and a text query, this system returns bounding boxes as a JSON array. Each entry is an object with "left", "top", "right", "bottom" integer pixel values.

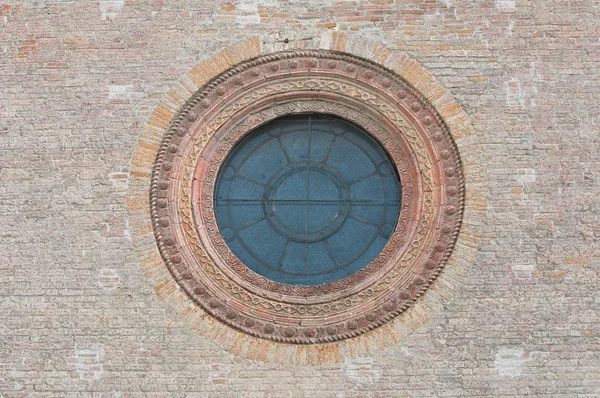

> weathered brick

[{"left": 2, "top": 0, "right": 599, "bottom": 396}]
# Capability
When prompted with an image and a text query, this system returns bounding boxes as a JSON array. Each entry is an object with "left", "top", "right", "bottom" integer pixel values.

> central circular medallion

[
  {"left": 214, "top": 115, "right": 401, "bottom": 286},
  {"left": 264, "top": 161, "right": 351, "bottom": 243}
]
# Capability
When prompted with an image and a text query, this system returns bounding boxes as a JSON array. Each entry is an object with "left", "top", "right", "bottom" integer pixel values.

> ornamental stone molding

[{"left": 127, "top": 32, "right": 488, "bottom": 364}]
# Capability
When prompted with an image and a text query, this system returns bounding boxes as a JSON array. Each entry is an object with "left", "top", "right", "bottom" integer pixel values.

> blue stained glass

[{"left": 214, "top": 115, "right": 401, "bottom": 286}]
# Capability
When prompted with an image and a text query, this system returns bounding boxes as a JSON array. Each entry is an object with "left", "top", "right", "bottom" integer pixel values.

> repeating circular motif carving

[{"left": 150, "top": 50, "right": 464, "bottom": 344}]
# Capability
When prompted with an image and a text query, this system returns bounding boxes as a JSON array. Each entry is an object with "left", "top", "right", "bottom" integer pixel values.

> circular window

[
  {"left": 149, "top": 50, "right": 464, "bottom": 344},
  {"left": 214, "top": 115, "right": 401, "bottom": 286}
]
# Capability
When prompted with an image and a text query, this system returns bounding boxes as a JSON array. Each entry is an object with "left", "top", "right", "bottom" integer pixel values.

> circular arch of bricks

[{"left": 126, "top": 32, "right": 488, "bottom": 365}]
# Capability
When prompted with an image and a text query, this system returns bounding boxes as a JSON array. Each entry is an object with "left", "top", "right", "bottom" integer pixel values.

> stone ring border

[
  {"left": 154, "top": 51, "right": 460, "bottom": 344},
  {"left": 127, "top": 32, "right": 488, "bottom": 364},
  {"left": 192, "top": 95, "right": 421, "bottom": 307},
  {"left": 186, "top": 98, "right": 429, "bottom": 344},
  {"left": 176, "top": 59, "right": 448, "bottom": 309}
]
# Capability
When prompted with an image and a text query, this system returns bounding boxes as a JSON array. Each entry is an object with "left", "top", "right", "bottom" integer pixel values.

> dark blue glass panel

[{"left": 214, "top": 115, "right": 401, "bottom": 286}]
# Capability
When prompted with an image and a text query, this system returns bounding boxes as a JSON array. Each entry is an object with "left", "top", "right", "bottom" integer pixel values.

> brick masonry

[{"left": 1, "top": 0, "right": 599, "bottom": 396}]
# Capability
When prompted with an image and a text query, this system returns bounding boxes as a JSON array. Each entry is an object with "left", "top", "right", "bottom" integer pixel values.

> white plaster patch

[
  {"left": 108, "top": 167, "right": 132, "bottom": 241},
  {"left": 505, "top": 78, "right": 525, "bottom": 108},
  {"left": 320, "top": 31, "right": 334, "bottom": 50},
  {"left": 341, "top": 357, "right": 382, "bottom": 386},
  {"left": 495, "top": 0, "right": 516, "bottom": 9},
  {"left": 237, "top": 14, "right": 260, "bottom": 26},
  {"left": 511, "top": 263, "right": 535, "bottom": 279},
  {"left": 516, "top": 168, "right": 536, "bottom": 185},
  {"left": 124, "top": 219, "right": 132, "bottom": 241},
  {"left": 100, "top": 0, "right": 124, "bottom": 20},
  {"left": 235, "top": 0, "right": 279, "bottom": 26},
  {"left": 108, "top": 85, "right": 133, "bottom": 100},
  {"left": 98, "top": 269, "right": 120, "bottom": 290},
  {"left": 507, "top": 20, "right": 514, "bottom": 35},
  {"left": 494, "top": 348, "right": 530, "bottom": 377},
  {"left": 75, "top": 344, "right": 104, "bottom": 380},
  {"left": 236, "top": 2, "right": 261, "bottom": 26}
]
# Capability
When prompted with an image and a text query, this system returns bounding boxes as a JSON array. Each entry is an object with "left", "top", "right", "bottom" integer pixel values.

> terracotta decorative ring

[{"left": 150, "top": 50, "right": 465, "bottom": 344}]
